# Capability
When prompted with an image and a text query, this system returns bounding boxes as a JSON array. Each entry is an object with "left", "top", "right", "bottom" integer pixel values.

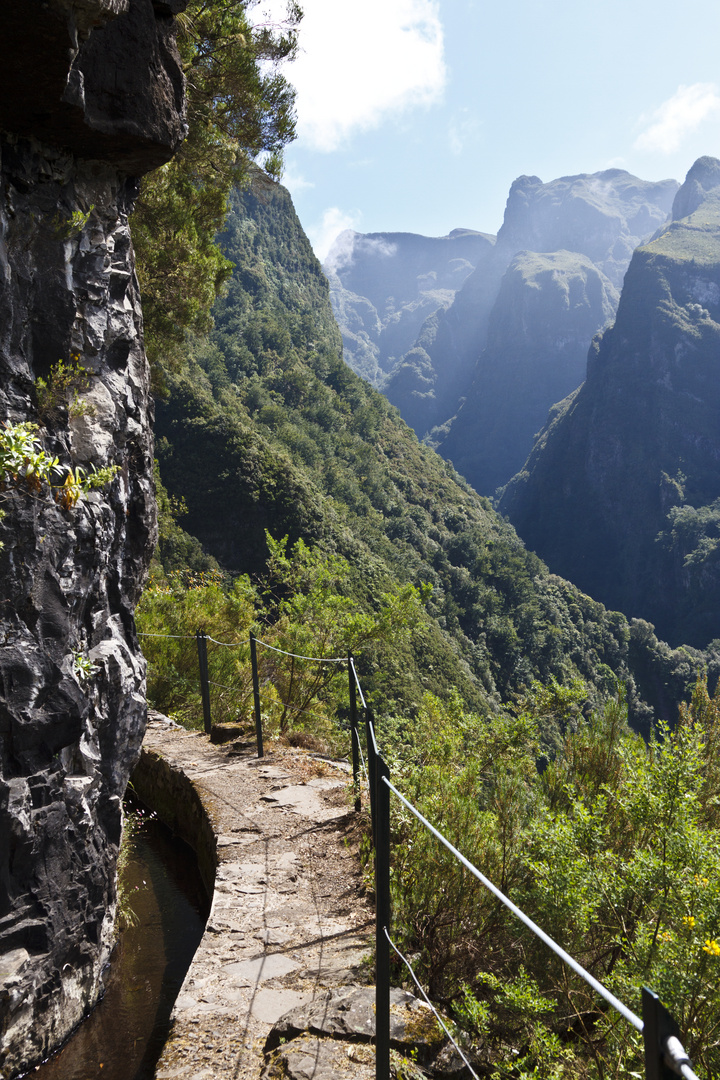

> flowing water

[{"left": 31, "top": 800, "right": 210, "bottom": 1080}]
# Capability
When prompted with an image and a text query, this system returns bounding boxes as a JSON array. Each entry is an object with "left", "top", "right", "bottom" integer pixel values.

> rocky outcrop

[
  {"left": 500, "top": 159, "right": 720, "bottom": 648},
  {"left": 435, "top": 249, "right": 619, "bottom": 495},
  {"left": 0, "top": 2, "right": 186, "bottom": 1075}
]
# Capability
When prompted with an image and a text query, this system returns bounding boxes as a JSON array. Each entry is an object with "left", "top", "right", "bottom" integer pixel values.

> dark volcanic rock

[
  {"left": 0, "top": 1, "right": 185, "bottom": 1074},
  {"left": 0, "top": 0, "right": 186, "bottom": 175}
]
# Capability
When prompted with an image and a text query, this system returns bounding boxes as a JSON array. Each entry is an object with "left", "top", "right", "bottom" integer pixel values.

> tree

[{"left": 131, "top": 0, "right": 302, "bottom": 374}]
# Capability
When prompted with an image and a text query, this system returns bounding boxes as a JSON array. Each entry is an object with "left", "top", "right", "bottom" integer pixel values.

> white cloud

[
  {"left": 281, "top": 168, "right": 314, "bottom": 197},
  {"left": 289, "top": 0, "right": 446, "bottom": 152},
  {"left": 635, "top": 83, "right": 720, "bottom": 153},
  {"left": 308, "top": 208, "right": 362, "bottom": 263},
  {"left": 448, "top": 109, "right": 481, "bottom": 156}
]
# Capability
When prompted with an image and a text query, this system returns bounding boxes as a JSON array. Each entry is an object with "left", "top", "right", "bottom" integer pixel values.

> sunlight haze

[{"left": 275, "top": 0, "right": 720, "bottom": 258}]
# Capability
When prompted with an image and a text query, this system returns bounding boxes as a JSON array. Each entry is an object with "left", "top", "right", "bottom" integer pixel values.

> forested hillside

[{"left": 151, "top": 173, "right": 717, "bottom": 731}]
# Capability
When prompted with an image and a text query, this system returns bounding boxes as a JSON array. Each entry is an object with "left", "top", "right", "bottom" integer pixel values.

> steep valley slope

[
  {"left": 153, "top": 174, "right": 719, "bottom": 735},
  {"left": 501, "top": 157, "right": 720, "bottom": 650},
  {"left": 327, "top": 169, "right": 678, "bottom": 496}
]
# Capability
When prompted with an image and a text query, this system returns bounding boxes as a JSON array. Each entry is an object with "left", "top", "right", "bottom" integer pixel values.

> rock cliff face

[
  {"left": 332, "top": 170, "right": 678, "bottom": 495},
  {"left": 0, "top": 2, "right": 185, "bottom": 1075},
  {"left": 437, "top": 249, "right": 619, "bottom": 495},
  {"left": 500, "top": 159, "right": 720, "bottom": 648},
  {"left": 325, "top": 228, "right": 495, "bottom": 386}
]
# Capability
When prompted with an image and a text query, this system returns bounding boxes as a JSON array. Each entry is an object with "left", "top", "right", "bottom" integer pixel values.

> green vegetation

[
  {"left": 151, "top": 178, "right": 717, "bottom": 729},
  {"left": 0, "top": 421, "right": 118, "bottom": 509},
  {"left": 137, "top": 534, "right": 426, "bottom": 748},
  {"left": 35, "top": 355, "right": 96, "bottom": 423},
  {"left": 388, "top": 675, "right": 720, "bottom": 1078},
  {"left": 132, "top": 0, "right": 300, "bottom": 372},
  {"left": 126, "top": 25, "right": 720, "bottom": 1079},
  {"left": 500, "top": 180, "right": 720, "bottom": 650}
]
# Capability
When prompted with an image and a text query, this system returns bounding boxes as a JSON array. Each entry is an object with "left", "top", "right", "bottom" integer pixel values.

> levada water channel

[{"left": 30, "top": 795, "right": 209, "bottom": 1080}]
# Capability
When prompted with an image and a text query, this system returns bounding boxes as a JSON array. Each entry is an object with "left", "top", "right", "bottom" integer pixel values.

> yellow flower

[
  {"left": 683, "top": 916, "right": 696, "bottom": 929},
  {"left": 702, "top": 939, "right": 720, "bottom": 956}
]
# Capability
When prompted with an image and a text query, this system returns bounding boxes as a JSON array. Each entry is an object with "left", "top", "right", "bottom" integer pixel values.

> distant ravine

[{"left": 326, "top": 169, "right": 678, "bottom": 495}]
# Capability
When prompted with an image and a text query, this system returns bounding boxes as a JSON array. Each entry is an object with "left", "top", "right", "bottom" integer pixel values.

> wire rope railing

[
  {"left": 385, "top": 775, "right": 642, "bottom": 1031},
  {"left": 349, "top": 655, "right": 367, "bottom": 709},
  {"left": 253, "top": 635, "right": 346, "bottom": 664},
  {"left": 384, "top": 928, "right": 481, "bottom": 1080},
  {"left": 138, "top": 623, "right": 700, "bottom": 1080},
  {"left": 364, "top": 710, "right": 701, "bottom": 1080}
]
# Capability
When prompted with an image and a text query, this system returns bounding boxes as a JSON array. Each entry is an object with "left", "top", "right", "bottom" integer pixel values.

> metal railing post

[
  {"left": 196, "top": 630, "right": 212, "bottom": 734},
  {"left": 375, "top": 754, "right": 391, "bottom": 1080},
  {"left": 250, "top": 632, "right": 264, "bottom": 758},
  {"left": 366, "top": 707, "right": 377, "bottom": 845},
  {"left": 349, "top": 654, "right": 360, "bottom": 813},
  {"left": 642, "top": 987, "right": 689, "bottom": 1080}
]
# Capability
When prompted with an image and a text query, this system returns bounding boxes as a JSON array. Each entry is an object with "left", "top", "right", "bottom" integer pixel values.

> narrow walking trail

[{"left": 135, "top": 716, "right": 377, "bottom": 1079}]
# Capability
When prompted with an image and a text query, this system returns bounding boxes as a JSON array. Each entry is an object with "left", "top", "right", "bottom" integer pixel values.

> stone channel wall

[
  {"left": 132, "top": 744, "right": 219, "bottom": 899},
  {"left": 0, "top": 3, "right": 187, "bottom": 1075}
]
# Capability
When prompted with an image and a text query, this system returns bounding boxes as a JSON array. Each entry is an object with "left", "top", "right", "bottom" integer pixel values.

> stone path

[{"left": 137, "top": 717, "right": 377, "bottom": 1079}]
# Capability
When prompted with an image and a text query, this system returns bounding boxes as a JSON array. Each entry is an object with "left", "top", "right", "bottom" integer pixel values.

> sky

[{"left": 261, "top": 0, "right": 720, "bottom": 262}]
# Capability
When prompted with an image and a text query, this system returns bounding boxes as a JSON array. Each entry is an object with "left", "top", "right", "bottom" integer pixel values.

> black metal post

[
  {"left": 375, "top": 753, "right": 391, "bottom": 1080},
  {"left": 642, "top": 987, "right": 682, "bottom": 1080},
  {"left": 196, "top": 630, "right": 212, "bottom": 734},
  {"left": 349, "top": 654, "right": 360, "bottom": 813},
  {"left": 366, "top": 707, "right": 377, "bottom": 845},
  {"left": 249, "top": 633, "right": 264, "bottom": 758}
]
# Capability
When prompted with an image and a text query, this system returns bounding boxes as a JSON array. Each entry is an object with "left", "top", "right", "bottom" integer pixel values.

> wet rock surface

[
  {"left": 0, "top": 2, "right": 187, "bottom": 1074},
  {"left": 0, "top": 1, "right": 186, "bottom": 173}
]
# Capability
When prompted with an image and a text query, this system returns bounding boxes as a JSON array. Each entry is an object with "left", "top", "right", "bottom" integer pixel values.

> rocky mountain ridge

[
  {"left": 500, "top": 157, "right": 720, "bottom": 648},
  {"left": 327, "top": 170, "right": 678, "bottom": 495},
  {"left": 324, "top": 227, "right": 494, "bottom": 386}
]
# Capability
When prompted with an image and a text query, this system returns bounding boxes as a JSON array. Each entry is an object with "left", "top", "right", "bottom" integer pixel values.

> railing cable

[
  {"left": 383, "top": 775, "right": 643, "bottom": 1034},
  {"left": 383, "top": 928, "right": 481, "bottom": 1080},
  {"left": 665, "top": 1035, "right": 701, "bottom": 1080},
  {"left": 253, "top": 637, "right": 345, "bottom": 663},
  {"left": 205, "top": 633, "right": 245, "bottom": 647},
  {"left": 138, "top": 631, "right": 193, "bottom": 639},
  {"left": 353, "top": 723, "right": 370, "bottom": 790},
  {"left": 368, "top": 716, "right": 380, "bottom": 757},
  {"left": 349, "top": 656, "right": 367, "bottom": 709}
]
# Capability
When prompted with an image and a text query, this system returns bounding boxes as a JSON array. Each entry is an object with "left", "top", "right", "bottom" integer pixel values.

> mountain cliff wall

[
  {"left": 0, "top": 3, "right": 185, "bottom": 1074},
  {"left": 330, "top": 171, "right": 678, "bottom": 496},
  {"left": 500, "top": 158, "right": 720, "bottom": 648}
]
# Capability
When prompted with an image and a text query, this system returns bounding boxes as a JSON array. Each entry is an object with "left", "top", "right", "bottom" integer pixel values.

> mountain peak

[{"left": 672, "top": 156, "right": 720, "bottom": 220}]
